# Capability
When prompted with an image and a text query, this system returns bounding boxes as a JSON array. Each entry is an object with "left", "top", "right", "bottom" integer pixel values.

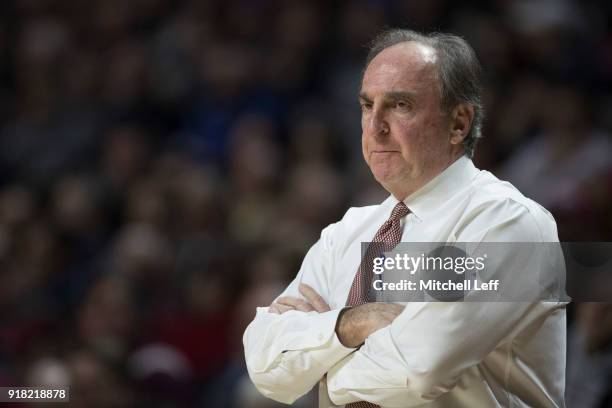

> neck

[{"left": 390, "top": 153, "right": 464, "bottom": 201}]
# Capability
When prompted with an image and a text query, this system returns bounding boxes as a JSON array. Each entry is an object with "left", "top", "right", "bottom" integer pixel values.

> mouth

[{"left": 370, "top": 150, "right": 400, "bottom": 156}]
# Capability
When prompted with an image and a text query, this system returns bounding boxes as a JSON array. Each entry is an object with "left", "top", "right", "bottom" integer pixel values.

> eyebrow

[{"left": 358, "top": 91, "right": 416, "bottom": 102}]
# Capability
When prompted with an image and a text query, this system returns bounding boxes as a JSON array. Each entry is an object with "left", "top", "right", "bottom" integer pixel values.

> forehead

[{"left": 361, "top": 42, "right": 438, "bottom": 94}]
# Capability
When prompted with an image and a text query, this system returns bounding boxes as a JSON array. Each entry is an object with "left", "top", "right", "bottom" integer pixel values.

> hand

[
  {"left": 336, "top": 303, "right": 405, "bottom": 348},
  {"left": 269, "top": 283, "right": 331, "bottom": 314}
]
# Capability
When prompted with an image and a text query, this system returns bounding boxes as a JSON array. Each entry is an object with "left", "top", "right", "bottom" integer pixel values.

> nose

[{"left": 367, "top": 106, "right": 389, "bottom": 139}]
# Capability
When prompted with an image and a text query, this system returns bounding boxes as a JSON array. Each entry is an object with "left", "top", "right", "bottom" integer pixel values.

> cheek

[
  {"left": 361, "top": 132, "right": 368, "bottom": 158},
  {"left": 361, "top": 119, "right": 368, "bottom": 149},
  {"left": 392, "top": 119, "right": 419, "bottom": 148},
  {"left": 361, "top": 133, "right": 367, "bottom": 155},
  {"left": 395, "top": 122, "right": 432, "bottom": 161}
]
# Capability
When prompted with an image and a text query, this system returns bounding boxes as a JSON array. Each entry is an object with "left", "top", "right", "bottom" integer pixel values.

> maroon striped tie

[{"left": 345, "top": 201, "right": 409, "bottom": 408}]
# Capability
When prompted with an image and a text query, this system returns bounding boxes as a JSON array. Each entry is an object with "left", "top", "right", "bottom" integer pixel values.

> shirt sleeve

[
  {"left": 243, "top": 223, "right": 355, "bottom": 405},
  {"left": 326, "top": 199, "right": 564, "bottom": 407}
]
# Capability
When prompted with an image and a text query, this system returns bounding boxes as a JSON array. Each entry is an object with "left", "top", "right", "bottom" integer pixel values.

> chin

[
  {"left": 371, "top": 163, "right": 404, "bottom": 182},
  {"left": 373, "top": 172, "right": 399, "bottom": 189}
]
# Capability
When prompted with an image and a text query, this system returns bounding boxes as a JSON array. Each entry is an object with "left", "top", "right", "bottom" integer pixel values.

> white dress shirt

[{"left": 243, "top": 156, "right": 566, "bottom": 407}]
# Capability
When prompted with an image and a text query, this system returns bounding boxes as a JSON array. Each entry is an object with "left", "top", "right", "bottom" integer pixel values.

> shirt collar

[{"left": 384, "top": 155, "right": 480, "bottom": 220}]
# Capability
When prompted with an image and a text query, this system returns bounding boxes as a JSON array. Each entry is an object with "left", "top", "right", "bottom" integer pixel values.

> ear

[{"left": 449, "top": 103, "right": 475, "bottom": 145}]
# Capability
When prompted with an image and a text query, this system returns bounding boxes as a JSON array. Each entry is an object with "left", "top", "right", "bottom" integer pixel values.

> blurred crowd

[{"left": 0, "top": 0, "right": 611, "bottom": 407}]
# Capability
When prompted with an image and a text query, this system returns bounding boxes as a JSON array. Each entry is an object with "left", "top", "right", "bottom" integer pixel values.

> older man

[{"left": 243, "top": 29, "right": 566, "bottom": 408}]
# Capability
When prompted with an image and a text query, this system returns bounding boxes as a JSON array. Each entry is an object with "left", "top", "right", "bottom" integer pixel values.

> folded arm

[
  {"left": 243, "top": 223, "right": 356, "bottom": 404},
  {"left": 327, "top": 201, "right": 566, "bottom": 406},
  {"left": 243, "top": 305, "right": 354, "bottom": 404},
  {"left": 327, "top": 301, "right": 541, "bottom": 407}
]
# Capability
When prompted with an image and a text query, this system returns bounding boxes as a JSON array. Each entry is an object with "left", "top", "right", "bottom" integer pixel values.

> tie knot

[{"left": 390, "top": 202, "right": 410, "bottom": 222}]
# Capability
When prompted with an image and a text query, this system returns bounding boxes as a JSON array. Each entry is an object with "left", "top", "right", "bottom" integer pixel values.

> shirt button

[{"left": 318, "top": 333, "right": 324, "bottom": 341}]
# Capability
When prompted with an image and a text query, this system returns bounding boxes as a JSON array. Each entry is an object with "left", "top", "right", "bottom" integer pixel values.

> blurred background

[{"left": 0, "top": 0, "right": 611, "bottom": 407}]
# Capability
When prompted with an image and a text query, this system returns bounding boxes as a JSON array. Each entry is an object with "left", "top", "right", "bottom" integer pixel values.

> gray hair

[{"left": 365, "top": 29, "right": 484, "bottom": 158}]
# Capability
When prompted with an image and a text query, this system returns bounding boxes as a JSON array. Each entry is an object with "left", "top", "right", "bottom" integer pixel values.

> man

[{"left": 243, "top": 29, "right": 566, "bottom": 407}]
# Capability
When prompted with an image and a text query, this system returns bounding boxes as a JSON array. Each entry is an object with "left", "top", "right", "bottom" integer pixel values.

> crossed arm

[
  {"left": 243, "top": 281, "right": 406, "bottom": 405},
  {"left": 249, "top": 282, "right": 552, "bottom": 407},
  {"left": 245, "top": 203, "right": 565, "bottom": 406},
  {"left": 271, "top": 283, "right": 404, "bottom": 348}
]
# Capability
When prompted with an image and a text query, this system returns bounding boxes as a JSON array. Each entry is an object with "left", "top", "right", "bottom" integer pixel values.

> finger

[
  {"left": 269, "top": 303, "right": 280, "bottom": 314},
  {"left": 277, "top": 296, "right": 315, "bottom": 312},
  {"left": 299, "top": 283, "right": 331, "bottom": 312},
  {"left": 270, "top": 302, "right": 295, "bottom": 314}
]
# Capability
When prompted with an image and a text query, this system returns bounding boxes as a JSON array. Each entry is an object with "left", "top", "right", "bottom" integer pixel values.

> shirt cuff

[
  {"left": 249, "top": 307, "right": 355, "bottom": 374},
  {"left": 310, "top": 320, "right": 356, "bottom": 367},
  {"left": 280, "top": 308, "right": 355, "bottom": 356},
  {"left": 326, "top": 326, "right": 409, "bottom": 405}
]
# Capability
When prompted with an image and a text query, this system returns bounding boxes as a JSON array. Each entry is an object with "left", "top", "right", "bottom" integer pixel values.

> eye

[
  {"left": 396, "top": 100, "right": 410, "bottom": 109},
  {"left": 360, "top": 101, "right": 373, "bottom": 111}
]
